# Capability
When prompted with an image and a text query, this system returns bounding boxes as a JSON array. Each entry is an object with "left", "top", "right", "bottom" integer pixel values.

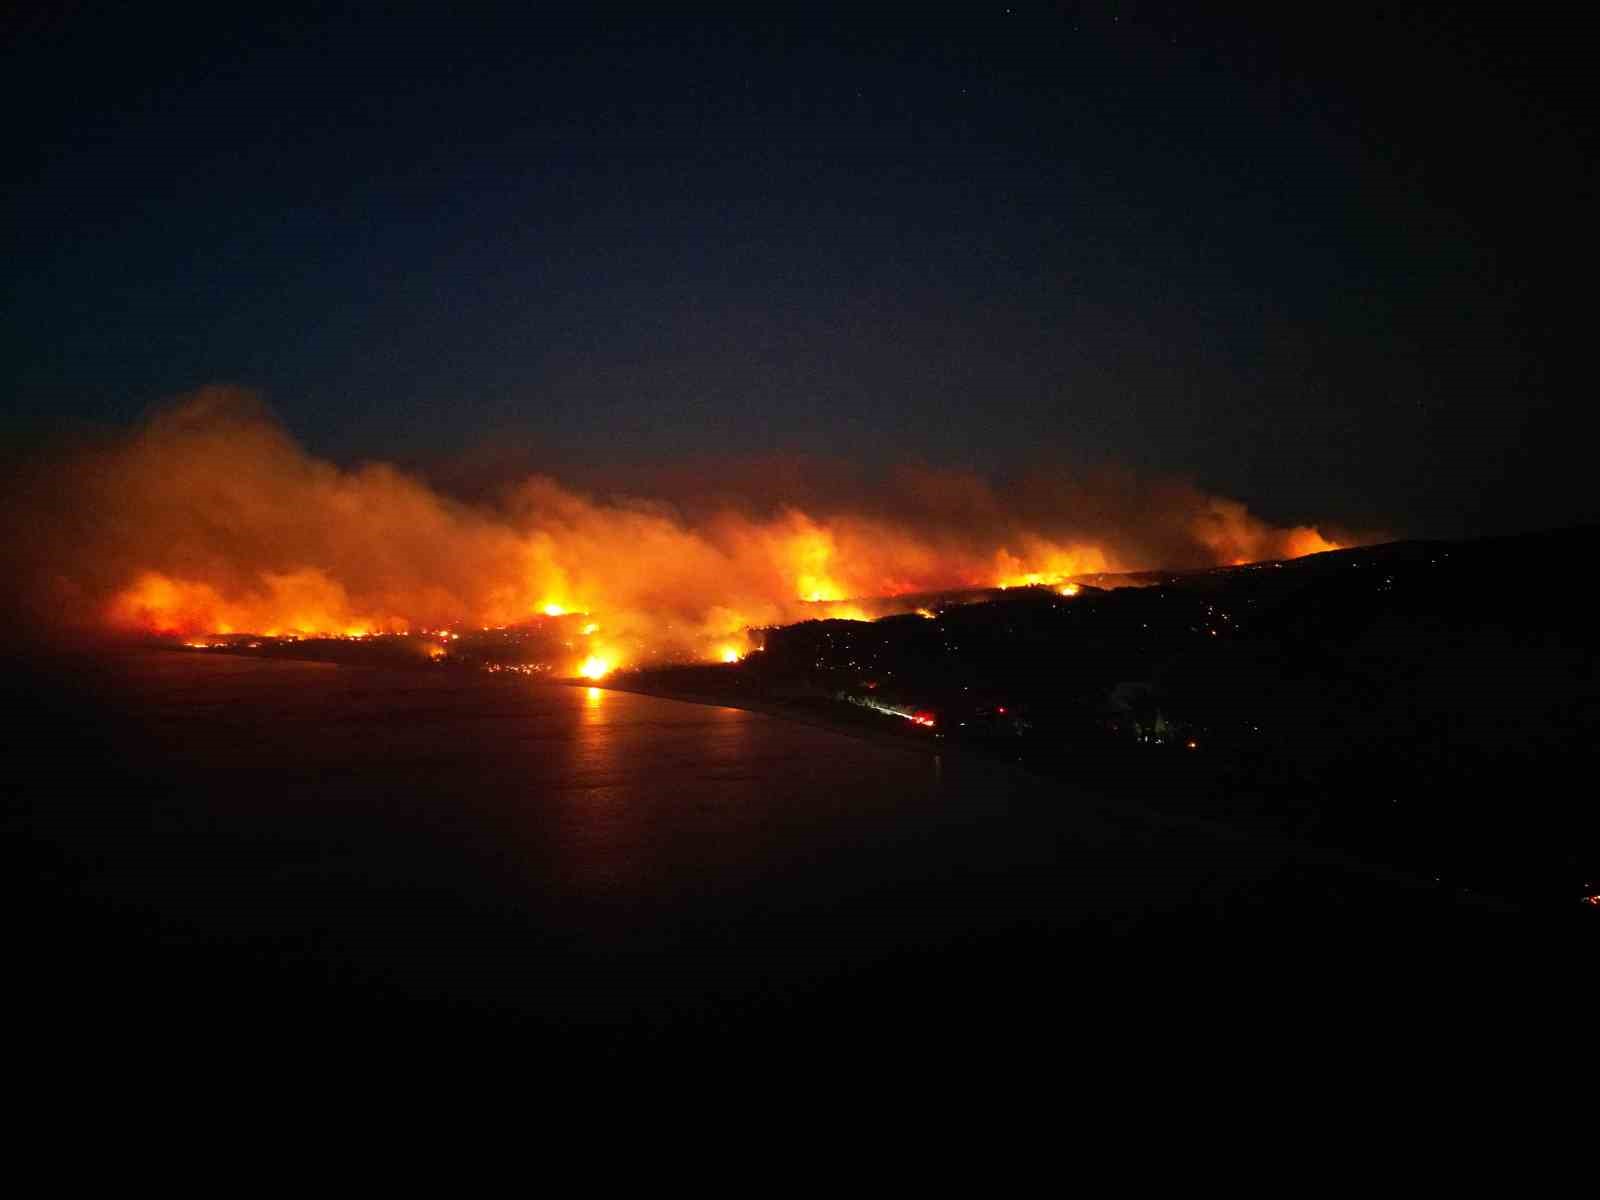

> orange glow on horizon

[{"left": 73, "top": 392, "right": 1364, "bottom": 653}]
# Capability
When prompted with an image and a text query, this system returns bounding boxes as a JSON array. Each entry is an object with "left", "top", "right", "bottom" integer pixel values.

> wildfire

[
  {"left": 1057, "top": 584, "right": 1081, "bottom": 597},
  {"left": 29, "top": 390, "right": 1357, "bottom": 657},
  {"left": 818, "top": 603, "right": 870, "bottom": 622},
  {"left": 578, "top": 655, "right": 613, "bottom": 680}
]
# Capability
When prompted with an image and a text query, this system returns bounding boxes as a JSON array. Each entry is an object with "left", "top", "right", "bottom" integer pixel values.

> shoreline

[
  {"left": 566, "top": 675, "right": 948, "bottom": 759},
  {"left": 38, "top": 645, "right": 1520, "bottom": 911},
  {"left": 568, "top": 679, "right": 1519, "bottom": 912}
]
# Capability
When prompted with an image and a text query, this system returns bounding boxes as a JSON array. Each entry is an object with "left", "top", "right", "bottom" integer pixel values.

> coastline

[
  {"left": 569, "top": 675, "right": 1519, "bottom": 911},
  {"left": 77, "top": 647, "right": 1524, "bottom": 911},
  {"left": 566, "top": 675, "right": 947, "bottom": 759}
]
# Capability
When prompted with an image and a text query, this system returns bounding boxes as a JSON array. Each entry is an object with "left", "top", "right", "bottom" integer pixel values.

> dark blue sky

[{"left": 4, "top": 4, "right": 1591, "bottom": 536}]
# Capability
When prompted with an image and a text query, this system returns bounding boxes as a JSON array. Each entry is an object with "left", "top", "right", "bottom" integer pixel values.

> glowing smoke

[{"left": 6, "top": 388, "right": 1351, "bottom": 664}]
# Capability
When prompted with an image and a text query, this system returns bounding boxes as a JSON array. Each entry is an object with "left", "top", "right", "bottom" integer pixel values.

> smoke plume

[{"left": 6, "top": 388, "right": 1349, "bottom": 666}]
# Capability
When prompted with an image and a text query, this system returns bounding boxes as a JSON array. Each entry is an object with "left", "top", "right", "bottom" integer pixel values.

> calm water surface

[{"left": 15, "top": 650, "right": 1491, "bottom": 1055}]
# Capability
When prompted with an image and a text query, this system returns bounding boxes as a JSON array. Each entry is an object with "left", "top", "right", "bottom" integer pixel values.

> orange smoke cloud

[{"left": 6, "top": 388, "right": 1355, "bottom": 661}]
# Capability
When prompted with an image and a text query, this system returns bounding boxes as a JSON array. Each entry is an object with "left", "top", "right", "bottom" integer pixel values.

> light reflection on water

[
  {"left": 103, "top": 655, "right": 973, "bottom": 912},
  {"left": 551, "top": 683, "right": 948, "bottom": 900},
  {"left": 36, "top": 652, "right": 1432, "bottom": 987}
]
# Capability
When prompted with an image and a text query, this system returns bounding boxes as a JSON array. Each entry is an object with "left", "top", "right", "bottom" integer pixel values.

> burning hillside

[{"left": 8, "top": 388, "right": 1347, "bottom": 673}]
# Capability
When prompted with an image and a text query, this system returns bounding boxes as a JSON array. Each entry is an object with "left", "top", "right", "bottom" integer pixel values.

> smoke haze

[{"left": 6, "top": 388, "right": 1350, "bottom": 665}]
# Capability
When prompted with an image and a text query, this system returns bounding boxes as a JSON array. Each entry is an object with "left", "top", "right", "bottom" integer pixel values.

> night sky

[{"left": 4, "top": 4, "right": 1591, "bottom": 538}]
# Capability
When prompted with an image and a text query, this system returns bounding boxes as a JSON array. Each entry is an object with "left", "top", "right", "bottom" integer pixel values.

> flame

[
  {"left": 1284, "top": 528, "right": 1341, "bottom": 559},
  {"left": 994, "top": 546, "right": 1108, "bottom": 591},
  {"left": 788, "top": 519, "right": 846, "bottom": 602},
  {"left": 1057, "top": 584, "right": 1081, "bottom": 597},
  {"left": 578, "top": 655, "right": 613, "bottom": 680},
  {"left": 8, "top": 390, "right": 1364, "bottom": 656},
  {"left": 817, "top": 603, "right": 870, "bottom": 622}
]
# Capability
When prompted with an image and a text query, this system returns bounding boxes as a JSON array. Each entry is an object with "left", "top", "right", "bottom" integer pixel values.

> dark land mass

[
  {"left": 7, "top": 528, "right": 1598, "bottom": 1071},
  {"left": 622, "top": 526, "right": 1600, "bottom": 910}
]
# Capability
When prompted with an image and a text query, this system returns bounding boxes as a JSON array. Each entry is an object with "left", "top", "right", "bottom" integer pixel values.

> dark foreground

[{"left": 6, "top": 651, "right": 1588, "bottom": 1070}]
